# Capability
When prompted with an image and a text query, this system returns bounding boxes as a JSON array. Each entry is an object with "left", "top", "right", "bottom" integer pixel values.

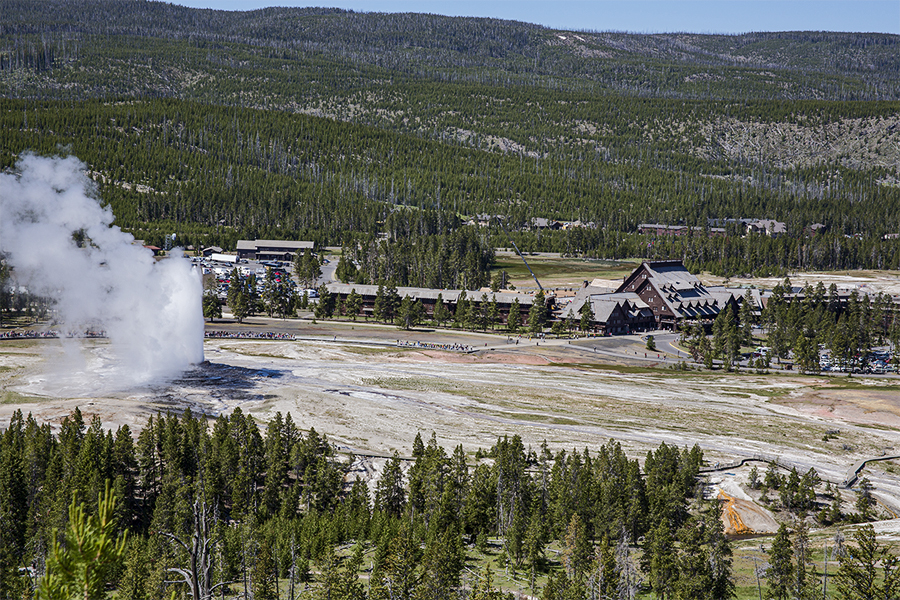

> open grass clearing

[
  {"left": 1, "top": 390, "right": 44, "bottom": 405},
  {"left": 492, "top": 255, "right": 639, "bottom": 287}
]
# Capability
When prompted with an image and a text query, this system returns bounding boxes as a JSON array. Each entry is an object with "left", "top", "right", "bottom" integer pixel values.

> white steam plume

[{"left": 0, "top": 154, "right": 204, "bottom": 390}]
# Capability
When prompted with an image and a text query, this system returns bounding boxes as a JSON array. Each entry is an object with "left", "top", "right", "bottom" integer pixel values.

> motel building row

[
  {"left": 324, "top": 283, "right": 537, "bottom": 327},
  {"left": 325, "top": 261, "right": 751, "bottom": 334}
]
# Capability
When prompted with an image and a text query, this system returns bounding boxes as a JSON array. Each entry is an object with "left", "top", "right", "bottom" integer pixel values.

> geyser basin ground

[{"left": 3, "top": 334, "right": 900, "bottom": 512}]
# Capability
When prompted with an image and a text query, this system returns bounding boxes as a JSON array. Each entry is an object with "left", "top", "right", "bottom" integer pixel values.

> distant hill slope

[
  {"left": 3, "top": 1, "right": 899, "bottom": 101},
  {"left": 3, "top": 1, "right": 899, "bottom": 172},
  {"left": 2, "top": 1, "right": 900, "bottom": 276}
]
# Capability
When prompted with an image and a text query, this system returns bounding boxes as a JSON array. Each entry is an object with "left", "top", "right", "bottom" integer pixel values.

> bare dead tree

[{"left": 161, "top": 499, "right": 232, "bottom": 600}]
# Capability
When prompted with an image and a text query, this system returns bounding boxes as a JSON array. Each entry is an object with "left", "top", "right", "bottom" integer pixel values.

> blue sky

[{"left": 171, "top": 1, "right": 900, "bottom": 34}]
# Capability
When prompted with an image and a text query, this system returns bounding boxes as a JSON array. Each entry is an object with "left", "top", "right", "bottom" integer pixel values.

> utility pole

[{"left": 496, "top": 217, "right": 543, "bottom": 291}]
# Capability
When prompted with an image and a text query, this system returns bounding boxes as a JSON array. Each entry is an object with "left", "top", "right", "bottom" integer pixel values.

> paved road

[{"left": 317, "top": 256, "right": 337, "bottom": 286}]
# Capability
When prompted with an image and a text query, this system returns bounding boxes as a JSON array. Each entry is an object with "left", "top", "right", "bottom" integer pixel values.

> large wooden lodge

[{"left": 556, "top": 260, "right": 744, "bottom": 333}]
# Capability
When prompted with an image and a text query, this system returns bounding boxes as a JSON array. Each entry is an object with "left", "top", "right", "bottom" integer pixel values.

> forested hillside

[
  {"left": 1, "top": 408, "right": 883, "bottom": 600},
  {"left": 2, "top": 1, "right": 900, "bottom": 275}
]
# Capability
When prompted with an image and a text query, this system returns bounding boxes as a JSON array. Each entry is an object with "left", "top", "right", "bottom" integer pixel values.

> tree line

[
  {"left": 760, "top": 281, "right": 900, "bottom": 372},
  {"left": 0, "top": 408, "right": 892, "bottom": 599}
]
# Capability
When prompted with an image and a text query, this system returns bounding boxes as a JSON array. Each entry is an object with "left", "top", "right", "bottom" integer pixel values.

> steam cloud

[{"left": 0, "top": 154, "right": 204, "bottom": 390}]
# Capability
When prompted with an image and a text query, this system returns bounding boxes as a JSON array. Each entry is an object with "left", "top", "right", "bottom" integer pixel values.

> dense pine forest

[
  {"left": 2, "top": 2, "right": 900, "bottom": 276},
  {"left": 0, "top": 408, "right": 892, "bottom": 599}
]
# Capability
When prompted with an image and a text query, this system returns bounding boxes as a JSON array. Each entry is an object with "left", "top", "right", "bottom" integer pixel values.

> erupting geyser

[{"left": 0, "top": 154, "right": 204, "bottom": 390}]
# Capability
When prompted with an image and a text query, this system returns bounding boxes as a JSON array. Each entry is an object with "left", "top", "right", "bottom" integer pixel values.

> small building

[
  {"left": 639, "top": 223, "right": 689, "bottom": 236},
  {"left": 201, "top": 246, "right": 224, "bottom": 257},
  {"left": 639, "top": 223, "right": 726, "bottom": 237},
  {"left": 236, "top": 240, "right": 315, "bottom": 262},
  {"left": 746, "top": 220, "right": 787, "bottom": 237},
  {"left": 807, "top": 223, "right": 826, "bottom": 236},
  {"left": 530, "top": 217, "right": 561, "bottom": 230}
]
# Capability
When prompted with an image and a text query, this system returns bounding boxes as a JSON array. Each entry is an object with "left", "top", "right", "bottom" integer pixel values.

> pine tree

[
  {"left": 704, "top": 501, "right": 734, "bottom": 600},
  {"left": 252, "top": 538, "right": 278, "bottom": 600},
  {"left": 469, "top": 564, "right": 504, "bottom": 600},
  {"left": 562, "top": 513, "right": 591, "bottom": 580},
  {"left": 579, "top": 300, "right": 595, "bottom": 332},
  {"left": 227, "top": 268, "right": 251, "bottom": 323},
  {"left": 589, "top": 536, "right": 618, "bottom": 600},
  {"left": 507, "top": 298, "right": 521, "bottom": 333},
  {"left": 836, "top": 524, "right": 900, "bottom": 600},
  {"left": 379, "top": 518, "right": 421, "bottom": 600},
  {"left": 293, "top": 249, "right": 321, "bottom": 290},
  {"left": 398, "top": 295, "right": 425, "bottom": 330},
  {"left": 335, "top": 252, "right": 357, "bottom": 283},
  {"left": 314, "top": 284, "right": 335, "bottom": 319},
  {"left": 713, "top": 307, "right": 728, "bottom": 359},
  {"left": 346, "top": 288, "right": 363, "bottom": 320},
  {"left": 384, "top": 284, "right": 401, "bottom": 323},
  {"left": 432, "top": 293, "right": 450, "bottom": 326},
  {"left": 373, "top": 283, "right": 387, "bottom": 322},
  {"left": 740, "top": 289, "right": 755, "bottom": 346},
  {"left": 673, "top": 517, "right": 711, "bottom": 600},
  {"left": 792, "top": 520, "right": 820, "bottom": 600},
  {"left": 647, "top": 520, "right": 677, "bottom": 600},
  {"left": 0, "top": 413, "right": 27, "bottom": 600},
  {"left": 262, "top": 268, "right": 278, "bottom": 317},
  {"left": 523, "top": 508, "right": 546, "bottom": 595},
  {"left": 487, "top": 295, "right": 500, "bottom": 330},
  {"left": 855, "top": 477, "right": 875, "bottom": 520},
  {"left": 399, "top": 295, "right": 414, "bottom": 330},
  {"left": 766, "top": 524, "right": 794, "bottom": 600},
  {"left": 203, "top": 291, "right": 222, "bottom": 322},
  {"left": 454, "top": 291, "right": 469, "bottom": 328},
  {"left": 38, "top": 483, "right": 127, "bottom": 600},
  {"left": 417, "top": 526, "right": 464, "bottom": 600},
  {"left": 262, "top": 268, "right": 294, "bottom": 318},
  {"left": 374, "top": 453, "right": 406, "bottom": 517},
  {"left": 528, "top": 290, "right": 547, "bottom": 333},
  {"left": 829, "top": 487, "right": 843, "bottom": 523}
]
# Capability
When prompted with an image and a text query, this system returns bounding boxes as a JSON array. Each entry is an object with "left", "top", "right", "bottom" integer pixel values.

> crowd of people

[
  {"left": 204, "top": 331, "right": 474, "bottom": 352},
  {"left": 0, "top": 329, "right": 105, "bottom": 339},
  {"left": 3, "top": 327, "right": 474, "bottom": 352},
  {"left": 397, "top": 340, "right": 473, "bottom": 352},
  {"left": 204, "top": 331, "right": 296, "bottom": 340}
]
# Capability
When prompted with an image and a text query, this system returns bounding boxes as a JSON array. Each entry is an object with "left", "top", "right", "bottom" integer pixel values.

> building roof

[
  {"left": 326, "top": 283, "right": 535, "bottom": 306},
  {"left": 748, "top": 220, "right": 787, "bottom": 235},
  {"left": 639, "top": 223, "right": 687, "bottom": 231},
  {"left": 559, "top": 290, "right": 654, "bottom": 327},
  {"left": 641, "top": 261, "right": 703, "bottom": 292},
  {"left": 530, "top": 217, "right": 559, "bottom": 228},
  {"left": 237, "top": 240, "right": 315, "bottom": 251},
  {"left": 614, "top": 260, "right": 743, "bottom": 320}
]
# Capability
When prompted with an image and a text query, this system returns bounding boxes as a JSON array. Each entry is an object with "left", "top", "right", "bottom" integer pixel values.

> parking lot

[{"left": 192, "top": 256, "right": 322, "bottom": 303}]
